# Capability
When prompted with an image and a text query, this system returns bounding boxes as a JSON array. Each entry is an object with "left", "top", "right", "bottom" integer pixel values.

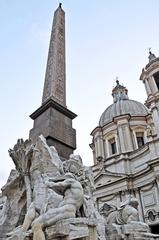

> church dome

[
  {"left": 99, "top": 99, "right": 149, "bottom": 126},
  {"left": 99, "top": 80, "right": 149, "bottom": 127}
]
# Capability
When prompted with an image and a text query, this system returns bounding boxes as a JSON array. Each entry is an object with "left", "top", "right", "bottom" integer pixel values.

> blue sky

[{"left": 1, "top": 0, "right": 159, "bottom": 188}]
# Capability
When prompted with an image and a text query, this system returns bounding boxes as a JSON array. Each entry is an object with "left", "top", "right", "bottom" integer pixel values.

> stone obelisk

[
  {"left": 29, "top": 4, "right": 77, "bottom": 160},
  {"left": 42, "top": 2, "right": 66, "bottom": 106}
]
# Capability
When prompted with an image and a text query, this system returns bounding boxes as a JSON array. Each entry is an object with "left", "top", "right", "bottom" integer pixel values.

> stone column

[
  {"left": 123, "top": 124, "right": 133, "bottom": 152},
  {"left": 135, "top": 189, "right": 144, "bottom": 221},
  {"left": 118, "top": 125, "right": 125, "bottom": 152},
  {"left": 115, "top": 134, "right": 119, "bottom": 154},
  {"left": 93, "top": 148, "right": 96, "bottom": 165},
  {"left": 144, "top": 78, "right": 151, "bottom": 96},
  {"left": 105, "top": 138, "right": 110, "bottom": 158},
  {"left": 151, "top": 104, "right": 159, "bottom": 136},
  {"left": 149, "top": 140, "right": 157, "bottom": 159},
  {"left": 117, "top": 122, "right": 133, "bottom": 153},
  {"left": 94, "top": 139, "right": 99, "bottom": 159},
  {"left": 132, "top": 130, "right": 138, "bottom": 150},
  {"left": 94, "top": 139, "right": 103, "bottom": 160},
  {"left": 144, "top": 130, "right": 148, "bottom": 143},
  {"left": 149, "top": 76, "right": 158, "bottom": 94},
  {"left": 98, "top": 135, "right": 104, "bottom": 159}
]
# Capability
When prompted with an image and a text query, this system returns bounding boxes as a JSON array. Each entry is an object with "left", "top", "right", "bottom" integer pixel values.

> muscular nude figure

[{"left": 31, "top": 173, "right": 84, "bottom": 240}]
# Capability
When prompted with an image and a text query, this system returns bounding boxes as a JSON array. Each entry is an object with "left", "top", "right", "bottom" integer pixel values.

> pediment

[{"left": 94, "top": 171, "right": 126, "bottom": 187}]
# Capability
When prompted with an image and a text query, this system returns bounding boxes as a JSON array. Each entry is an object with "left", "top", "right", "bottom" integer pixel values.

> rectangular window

[
  {"left": 109, "top": 138, "right": 117, "bottom": 154},
  {"left": 136, "top": 132, "right": 144, "bottom": 148}
]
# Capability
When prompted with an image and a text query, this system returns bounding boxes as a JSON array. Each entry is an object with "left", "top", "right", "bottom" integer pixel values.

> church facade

[{"left": 91, "top": 52, "right": 159, "bottom": 233}]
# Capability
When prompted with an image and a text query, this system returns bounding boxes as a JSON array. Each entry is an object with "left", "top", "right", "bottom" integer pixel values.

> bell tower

[
  {"left": 29, "top": 4, "right": 77, "bottom": 160},
  {"left": 140, "top": 50, "right": 159, "bottom": 136}
]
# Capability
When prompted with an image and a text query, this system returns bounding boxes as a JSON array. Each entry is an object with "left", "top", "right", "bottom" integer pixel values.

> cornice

[{"left": 30, "top": 98, "right": 77, "bottom": 120}]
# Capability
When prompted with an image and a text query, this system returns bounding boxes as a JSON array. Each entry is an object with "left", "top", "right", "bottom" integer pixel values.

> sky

[{"left": 0, "top": 0, "right": 159, "bottom": 188}]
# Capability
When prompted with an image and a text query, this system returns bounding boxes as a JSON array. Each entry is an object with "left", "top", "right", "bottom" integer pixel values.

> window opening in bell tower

[{"left": 153, "top": 72, "right": 159, "bottom": 90}]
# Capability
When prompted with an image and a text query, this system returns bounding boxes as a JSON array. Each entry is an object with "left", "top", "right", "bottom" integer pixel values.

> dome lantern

[
  {"left": 99, "top": 80, "right": 149, "bottom": 127},
  {"left": 112, "top": 79, "right": 129, "bottom": 103}
]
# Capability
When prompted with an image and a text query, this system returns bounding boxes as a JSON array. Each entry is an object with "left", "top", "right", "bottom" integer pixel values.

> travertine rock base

[
  {"left": 7, "top": 218, "right": 97, "bottom": 240},
  {"left": 45, "top": 218, "right": 97, "bottom": 240},
  {"left": 105, "top": 224, "right": 159, "bottom": 240}
]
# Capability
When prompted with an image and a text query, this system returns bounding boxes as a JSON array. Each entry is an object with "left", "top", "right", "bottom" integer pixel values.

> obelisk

[
  {"left": 42, "top": 3, "right": 66, "bottom": 106},
  {"left": 29, "top": 4, "right": 77, "bottom": 160}
]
